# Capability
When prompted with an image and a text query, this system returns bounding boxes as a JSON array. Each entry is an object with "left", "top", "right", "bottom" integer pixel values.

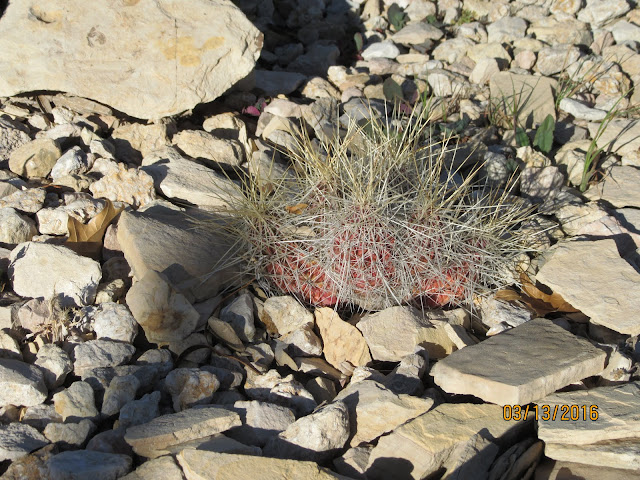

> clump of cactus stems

[{"left": 226, "top": 104, "right": 538, "bottom": 311}]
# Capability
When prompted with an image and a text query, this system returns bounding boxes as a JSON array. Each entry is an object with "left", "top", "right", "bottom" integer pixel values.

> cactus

[{"left": 226, "top": 105, "right": 538, "bottom": 311}]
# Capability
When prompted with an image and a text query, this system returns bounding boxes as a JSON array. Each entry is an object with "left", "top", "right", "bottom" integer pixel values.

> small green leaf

[
  {"left": 533, "top": 114, "right": 555, "bottom": 153},
  {"left": 354, "top": 32, "right": 363, "bottom": 52},
  {"left": 388, "top": 3, "right": 407, "bottom": 31},
  {"left": 425, "top": 14, "right": 437, "bottom": 24},
  {"left": 383, "top": 77, "right": 404, "bottom": 103},
  {"left": 515, "top": 127, "right": 530, "bottom": 147}
]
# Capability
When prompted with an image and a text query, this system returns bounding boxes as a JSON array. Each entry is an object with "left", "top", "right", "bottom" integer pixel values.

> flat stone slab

[
  {"left": 176, "top": 449, "right": 349, "bottom": 480},
  {"left": 489, "top": 72, "right": 556, "bottom": 128},
  {"left": 589, "top": 118, "right": 640, "bottom": 157},
  {"left": 586, "top": 165, "right": 640, "bottom": 208},
  {"left": 117, "top": 204, "right": 242, "bottom": 303},
  {"left": 124, "top": 407, "right": 241, "bottom": 458},
  {"left": 431, "top": 318, "right": 606, "bottom": 405},
  {"left": 0, "top": 0, "right": 262, "bottom": 119},
  {"left": 544, "top": 438, "right": 640, "bottom": 471},
  {"left": 538, "top": 382, "right": 640, "bottom": 446},
  {"left": 536, "top": 239, "right": 640, "bottom": 335},
  {"left": 0, "top": 423, "right": 48, "bottom": 461},
  {"left": 366, "top": 403, "right": 529, "bottom": 480}
]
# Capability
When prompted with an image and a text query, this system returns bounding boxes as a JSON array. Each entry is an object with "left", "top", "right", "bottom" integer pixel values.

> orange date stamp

[{"left": 503, "top": 404, "right": 599, "bottom": 421}]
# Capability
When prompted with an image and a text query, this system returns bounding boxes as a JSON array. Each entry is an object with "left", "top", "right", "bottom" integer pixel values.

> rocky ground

[{"left": 0, "top": 0, "right": 640, "bottom": 479}]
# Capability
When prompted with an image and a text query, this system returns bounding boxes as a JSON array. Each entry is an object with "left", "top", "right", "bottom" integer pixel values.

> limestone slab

[
  {"left": 431, "top": 318, "right": 606, "bottom": 405},
  {"left": 489, "top": 72, "right": 556, "bottom": 128},
  {"left": 124, "top": 407, "right": 241, "bottom": 458},
  {"left": 586, "top": 165, "right": 640, "bottom": 208},
  {"left": 544, "top": 438, "right": 640, "bottom": 471},
  {"left": 536, "top": 239, "right": 640, "bottom": 335},
  {"left": 0, "top": 0, "right": 262, "bottom": 119},
  {"left": 315, "top": 307, "right": 371, "bottom": 373},
  {"left": 589, "top": 118, "right": 640, "bottom": 157},
  {"left": 121, "top": 455, "right": 185, "bottom": 480}
]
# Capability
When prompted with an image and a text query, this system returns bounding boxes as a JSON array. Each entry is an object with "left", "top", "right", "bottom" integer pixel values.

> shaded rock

[
  {"left": 0, "top": 117, "right": 31, "bottom": 163},
  {"left": 172, "top": 130, "right": 245, "bottom": 166},
  {"left": 91, "top": 302, "right": 139, "bottom": 343},
  {"left": 102, "top": 375, "right": 140, "bottom": 417},
  {"left": 45, "top": 450, "right": 132, "bottom": 480},
  {"left": 489, "top": 72, "right": 556, "bottom": 128},
  {"left": 280, "top": 327, "right": 323, "bottom": 357},
  {"left": 53, "top": 381, "right": 99, "bottom": 422},
  {"left": 366, "top": 403, "right": 530, "bottom": 480},
  {"left": 165, "top": 368, "right": 220, "bottom": 412},
  {"left": 334, "top": 445, "right": 373, "bottom": 480},
  {"left": 8, "top": 138, "right": 61, "bottom": 178},
  {"left": 535, "top": 457, "right": 640, "bottom": 480},
  {"left": 34, "top": 344, "right": 73, "bottom": 390},
  {"left": 261, "top": 295, "right": 314, "bottom": 335},
  {"left": 0, "top": 443, "right": 58, "bottom": 480},
  {"left": 117, "top": 204, "right": 240, "bottom": 303},
  {"left": 0, "top": 423, "right": 49, "bottom": 462},
  {"left": 253, "top": 70, "right": 308, "bottom": 96},
  {"left": 73, "top": 340, "right": 136, "bottom": 374},
  {"left": 586, "top": 165, "right": 640, "bottom": 208},
  {"left": 227, "top": 400, "right": 296, "bottom": 447},
  {"left": 220, "top": 292, "right": 256, "bottom": 343},
  {"left": 383, "top": 351, "right": 428, "bottom": 396},
  {"left": 120, "top": 455, "right": 185, "bottom": 480},
  {"left": 0, "top": 0, "right": 262, "bottom": 119},
  {"left": 44, "top": 419, "right": 96, "bottom": 449},
  {"left": 50, "top": 146, "right": 90, "bottom": 181},
  {"left": 124, "top": 407, "right": 241, "bottom": 459},
  {"left": 520, "top": 166, "right": 564, "bottom": 204},
  {"left": 0, "top": 331, "right": 21, "bottom": 360},
  {"left": 176, "top": 449, "right": 348, "bottom": 480},
  {"left": 161, "top": 432, "right": 261, "bottom": 457},
  {"left": 536, "top": 239, "right": 640, "bottom": 335},
  {"left": 0, "top": 358, "right": 47, "bottom": 407},
  {"left": 432, "top": 318, "right": 607, "bottom": 405},
  {"left": 9, "top": 242, "right": 101, "bottom": 307},
  {"left": 89, "top": 163, "right": 156, "bottom": 208},
  {"left": 334, "top": 380, "right": 434, "bottom": 447},
  {"left": 0, "top": 208, "right": 37, "bottom": 243},
  {"left": 116, "top": 391, "right": 161, "bottom": 430}
]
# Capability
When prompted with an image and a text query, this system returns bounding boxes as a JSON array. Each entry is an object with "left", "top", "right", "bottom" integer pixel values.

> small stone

[
  {"left": 21, "top": 404, "right": 62, "bottom": 431},
  {"left": 253, "top": 70, "right": 308, "bottom": 97},
  {"left": 261, "top": 295, "right": 314, "bottom": 335},
  {"left": 220, "top": 293, "right": 256, "bottom": 343},
  {"left": 102, "top": 375, "right": 140, "bottom": 417},
  {"left": 35, "top": 207, "right": 69, "bottom": 236},
  {"left": 469, "top": 58, "right": 500, "bottom": 85},
  {"left": 165, "top": 368, "right": 220, "bottom": 412},
  {"left": 0, "top": 117, "right": 30, "bottom": 163},
  {"left": 315, "top": 307, "right": 371, "bottom": 373},
  {"left": 487, "top": 16, "right": 527, "bottom": 43},
  {"left": 361, "top": 41, "right": 400, "bottom": 60},
  {"left": 73, "top": 339, "right": 136, "bottom": 375},
  {"left": 432, "top": 318, "right": 607, "bottom": 405},
  {"left": 227, "top": 400, "right": 296, "bottom": 447},
  {"left": 117, "top": 391, "right": 161, "bottom": 430},
  {"left": 0, "top": 187, "right": 46, "bottom": 213},
  {"left": 577, "top": 0, "right": 631, "bottom": 28},
  {"left": 391, "top": 22, "right": 443, "bottom": 45},
  {"left": 0, "top": 208, "right": 36, "bottom": 243},
  {"left": 45, "top": 450, "right": 132, "bottom": 480},
  {"left": 264, "top": 401, "right": 350, "bottom": 462},
  {"left": 126, "top": 270, "right": 199, "bottom": 346},
  {"left": 536, "top": 45, "right": 581, "bottom": 76},
  {"left": 559, "top": 98, "right": 607, "bottom": 121},
  {"left": 34, "top": 344, "right": 73, "bottom": 390},
  {"left": 280, "top": 327, "right": 324, "bottom": 357},
  {"left": 50, "top": 146, "right": 89, "bottom": 181},
  {"left": 89, "top": 163, "right": 156, "bottom": 208},
  {"left": 432, "top": 37, "right": 474, "bottom": 64},
  {"left": 334, "top": 445, "right": 372, "bottom": 479},
  {"left": 536, "top": 239, "right": 640, "bottom": 335},
  {"left": 44, "top": 419, "right": 96, "bottom": 448},
  {"left": 520, "top": 166, "right": 564, "bottom": 204},
  {"left": 9, "top": 242, "right": 101, "bottom": 308},
  {"left": 124, "top": 407, "right": 241, "bottom": 459},
  {"left": 92, "top": 302, "right": 139, "bottom": 343},
  {"left": 0, "top": 423, "right": 49, "bottom": 461},
  {"left": 120, "top": 455, "right": 185, "bottom": 480},
  {"left": 0, "top": 331, "right": 21, "bottom": 360},
  {"left": 0, "top": 358, "right": 47, "bottom": 407},
  {"left": 306, "top": 376, "right": 337, "bottom": 405},
  {"left": 172, "top": 130, "right": 244, "bottom": 166},
  {"left": 53, "top": 381, "right": 99, "bottom": 421},
  {"left": 384, "top": 351, "right": 428, "bottom": 396},
  {"left": 9, "top": 138, "right": 61, "bottom": 178},
  {"left": 586, "top": 165, "right": 640, "bottom": 208}
]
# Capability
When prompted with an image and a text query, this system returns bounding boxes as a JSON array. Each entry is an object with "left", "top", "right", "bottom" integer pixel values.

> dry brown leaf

[
  {"left": 285, "top": 203, "right": 308, "bottom": 214},
  {"left": 518, "top": 272, "right": 579, "bottom": 315},
  {"left": 65, "top": 199, "right": 124, "bottom": 259}
]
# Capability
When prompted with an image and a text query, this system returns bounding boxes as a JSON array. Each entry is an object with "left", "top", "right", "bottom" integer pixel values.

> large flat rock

[
  {"left": 586, "top": 165, "right": 640, "bottom": 208},
  {"left": 117, "top": 204, "right": 242, "bottom": 302},
  {"left": 489, "top": 72, "right": 556, "bottom": 128},
  {"left": 431, "top": 318, "right": 606, "bottom": 405},
  {"left": 0, "top": 0, "right": 262, "bottom": 119},
  {"left": 536, "top": 239, "right": 640, "bottom": 335},
  {"left": 366, "top": 403, "right": 529, "bottom": 480}
]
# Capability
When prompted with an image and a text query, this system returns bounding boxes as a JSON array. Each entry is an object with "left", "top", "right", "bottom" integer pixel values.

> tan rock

[
  {"left": 89, "top": 163, "right": 156, "bottom": 208},
  {"left": 432, "top": 318, "right": 607, "bottom": 406},
  {"left": 111, "top": 122, "right": 170, "bottom": 163},
  {"left": 0, "top": 0, "right": 262, "bottom": 119},
  {"left": 124, "top": 407, "right": 241, "bottom": 459},
  {"left": 8, "top": 138, "right": 61, "bottom": 179},
  {"left": 121, "top": 455, "right": 185, "bottom": 480},
  {"left": 176, "top": 449, "right": 349, "bottom": 480},
  {"left": 261, "top": 296, "right": 314, "bottom": 336},
  {"left": 172, "top": 130, "right": 244, "bottom": 166},
  {"left": 315, "top": 308, "right": 371, "bottom": 373},
  {"left": 535, "top": 457, "right": 640, "bottom": 480},
  {"left": 544, "top": 439, "right": 640, "bottom": 471}
]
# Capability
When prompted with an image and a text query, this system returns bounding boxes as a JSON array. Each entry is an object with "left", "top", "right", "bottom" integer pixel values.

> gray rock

[
  {"left": 124, "top": 407, "right": 242, "bottom": 459},
  {"left": 0, "top": 117, "right": 31, "bottom": 163},
  {"left": 609, "top": 20, "right": 640, "bottom": 44},
  {"left": 361, "top": 41, "right": 400, "bottom": 60},
  {"left": 220, "top": 293, "right": 256, "bottom": 343},
  {"left": 73, "top": 340, "right": 136, "bottom": 374},
  {"left": 536, "top": 45, "right": 581, "bottom": 76},
  {"left": 117, "top": 391, "right": 161, "bottom": 430},
  {"left": 537, "top": 239, "right": 640, "bottom": 335},
  {"left": 253, "top": 70, "right": 308, "bottom": 97},
  {"left": 0, "top": 208, "right": 37, "bottom": 243},
  {"left": 578, "top": 0, "right": 631, "bottom": 27},
  {"left": 586, "top": 165, "right": 640, "bottom": 208},
  {"left": 487, "top": 16, "right": 527, "bottom": 43},
  {"left": 391, "top": 22, "right": 443, "bottom": 45},
  {"left": 165, "top": 368, "right": 220, "bottom": 412},
  {"left": 227, "top": 400, "right": 296, "bottom": 447},
  {"left": 44, "top": 419, "right": 96, "bottom": 448},
  {"left": 86, "top": 427, "right": 133, "bottom": 456},
  {"left": 334, "top": 445, "right": 373, "bottom": 480},
  {"left": 261, "top": 295, "right": 314, "bottom": 335},
  {"left": 264, "top": 401, "right": 350, "bottom": 462},
  {"left": 0, "top": 0, "right": 262, "bottom": 119},
  {"left": 141, "top": 146, "right": 242, "bottom": 209},
  {"left": 559, "top": 98, "right": 607, "bottom": 121},
  {"left": 287, "top": 43, "right": 340, "bottom": 77},
  {"left": 92, "top": 302, "right": 139, "bottom": 343},
  {"left": 384, "top": 351, "right": 428, "bottom": 396},
  {"left": 160, "top": 432, "right": 261, "bottom": 457},
  {"left": 0, "top": 423, "right": 49, "bottom": 461},
  {"left": 0, "top": 358, "right": 47, "bottom": 407},
  {"left": 520, "top": 166, "right": 564, "bottom": 204},
  {"left": 102, "top": 375, "right": 140, "bottom": 417},
  {"left": 53, "top": 381, "right": 99, "bottom": 421},
  {"left": 8, "top": 138, "right": 61, "bottom": 178},
  {"left": 50, "top": 146, "right": 89, "bottom": 181},
  {"left": 34, "top": 344, "right": 73, "bottom": 390},
  {"left": 125, "top": 270, "right": 199, "bottom": 346},
  {"left": 45, "top": 450, "right": 132, "bottom": 480},
  {"left": 9, "top": 242, "right": 101, "bottom": 307},
  {"left": 432, "top": 318, "right": 607, "bottom": 405},
  {"left": 0, "top": 187, "right": 46, "bottom": 213},
  {"left": 280, "top": 327, "right": 324, "bottom": 357},
  {"left": 479, "top": 296, "right": 532, "bottom": 335},
  {"left": 21, "top": 403, "right": 63, "bottom": 431}
]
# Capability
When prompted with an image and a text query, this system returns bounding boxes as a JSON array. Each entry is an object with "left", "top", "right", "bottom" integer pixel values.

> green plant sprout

[{"left": 388, "top": 3, "right": 408, "bottom": 31}]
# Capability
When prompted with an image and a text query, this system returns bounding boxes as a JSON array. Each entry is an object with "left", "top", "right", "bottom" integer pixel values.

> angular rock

[
  {"left": 586, "top": 165, "right": 640, "bottom": 208},
  {"left": 141, "top": 147, "right": 241, "bottom": 209},
  {"left": 280, "top": 327, "right": 323, "bottom": 357},
  {"left": 120, "top": 455, "right": 185, "bottom": 480},
  {"left": 0, "top": 0, "right": 262, "bottom": 119},
  {"left": 0, "top": 331, "right": 21, "bottom": 360},
  {"left": 124, "top": 407, "right": 241, "bottom": 458},
  {"left": 50, "top": 146, "right": 90, "bottom": 181},
  {"left": 544, "top": 438, "right": 640, "bottom": 471},
  {"left": 8, "top": 138, "right": 61, "bottom": 179},
  {"left": 577, "top": 0, "right": 631, "bottom": 27},
  {"left": 361, "top": 41, "right": 400, "bottom": 60},
  {"left": 9, "top": 242, "right": 101, "bottom": 307},
  {"left": 432, "top": 318, "right": 607, "bottom": 405},
  {"left": 0, "top": 358, "right": 48, "bottom": 407},
  {"left": 92, "top": 302, "right": 139, "bottom": 343},
  {"left": 44, "top": 419, "right": 96, "bottom": 448},
  {"left": 227, "top": 400, "right": 296, "bottom": 447},
  {"left": 315, "top": 307, "right": 371, "bottom": 372},
  {"left": 0, "top": 208, "right": 37, "bottom": 244},
  {"left": 53, "top": 381, "right": 99, "bottom": 421},
  {"left": 165, "top": 368, "right": 220, "bottom": 412},
  {"left": 334, "top": 380, "right": 434, "bottom": 447},
  {"left": 34, "top": 344, "right": 73, "bottom": 390},
  {"left": 261, "top": 295, "right": 314, "bottom": 335},
  {"left": 73, "top": 340, "right": 136, "bottom": 374},
  {"left": 102, "top": 375, "right": 140, "bottom": 417},
  {"left": 489, "top": 72, "right": 556, "bottom": 128},
  {"left": 334, "top": 445, "right": 372, "bottom": 480},
  {"left": 220, "top": 292, "right": 256, "bottom": 343},
  {"left": 45, "top": 450, "right": 132, "bottom": 480},
  {"left": 253, "top": 70, "right": 308, "bottom": 97},
  {"left": 117, "top": 204, "right": 240, "bottom": 303},
  {"left": 0, "top": 117, "right": 31, "bottom": 163},
  {"left": 0, "top": 423, "right": 49, "bottom": 462},
  {"left": 264, "top": 401, "right": 350, "bottom": 462},
  {"left": 537, "top": 239, "right": 640, "bottom": 335},
  {"left": 172, "top": 130, "right": 245, "bottom": 166},
  {"left": 486, "top": 17, "right": 527, "bottom": 43},
  {"left": 520, "top": 166, "right": 564, "bottom": 204},
  {"left": 125, "top": 270, "right": 199, "bottom": 346},
  {"left": 89, "top": 163, "right": 156, "bottom": 209},
  {"left": 117, "top": 391, "right": 161, "bottom": 430},
  {"left": 176, "top": 449, "right": 348, "bottom": 480},
  {"left": 559, "top": 98, "right": 607, "bottom": 121},
  {"left": 536, "top": 458, "right": 640, "bottom": 480},
  {"left": 366, "top": 403, "right": 530, "bottom": 480},
  {"left": 391, "top": 22, "right": 443, "bottom": 45},
  {"left": 0, "top": 187, "right": 46, "bottom": 213}
]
